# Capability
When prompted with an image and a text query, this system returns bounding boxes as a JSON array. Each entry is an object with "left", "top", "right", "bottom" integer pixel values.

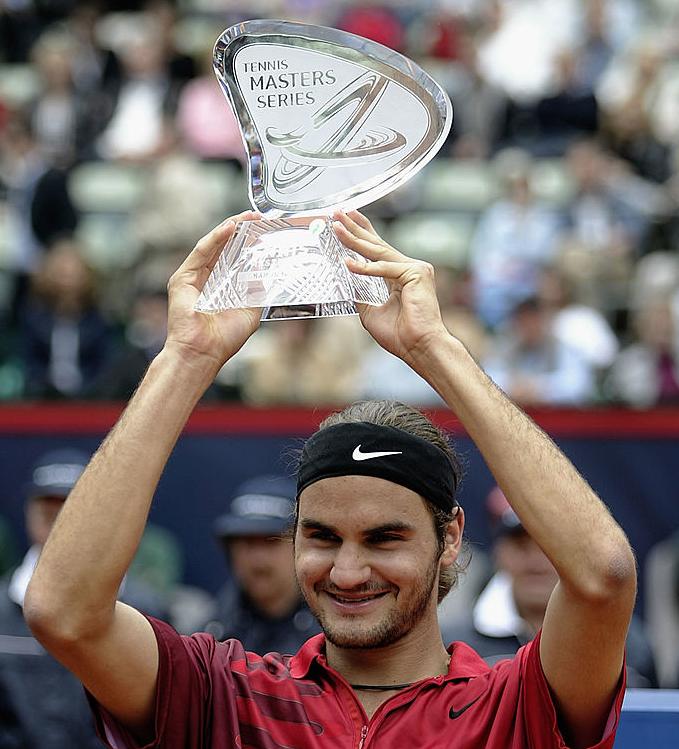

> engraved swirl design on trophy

[{"left": 265, "top": 71, "right": 407, "bottom": 194}]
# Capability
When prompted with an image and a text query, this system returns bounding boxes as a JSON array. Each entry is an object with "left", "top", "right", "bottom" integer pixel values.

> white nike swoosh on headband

[{"left": 352, "top": 445, "right": 403, "bottom": 461}]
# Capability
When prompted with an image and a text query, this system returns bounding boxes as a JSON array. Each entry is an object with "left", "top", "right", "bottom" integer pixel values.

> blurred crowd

[{"left": 1, "top": 0, "right": 679, "bottom": 408}]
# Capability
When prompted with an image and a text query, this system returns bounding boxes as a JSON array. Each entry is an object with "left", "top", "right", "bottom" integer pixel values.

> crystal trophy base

[{"left": 195, "top": 216, "right": 389, "bottom": 321}]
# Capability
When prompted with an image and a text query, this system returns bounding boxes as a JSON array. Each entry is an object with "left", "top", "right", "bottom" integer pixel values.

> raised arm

[
  {"left": 334, "top": 210, "right": 636, "bottom": 749},
  {"left": 24, "top": 211, "right": 262, "bottom": 741}
]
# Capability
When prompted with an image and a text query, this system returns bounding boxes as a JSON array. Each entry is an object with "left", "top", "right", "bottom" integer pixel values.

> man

[
  {"left": 1, "top": 449, "right": 169, "bottom": 748},
  {"left": 0, "top": 449, "right": 102, "bottom": 748},
  {"left": 24, "top": 209, "right": 636, "bottom": 749},
  {"left": 483, "top": 296, "right": 595, "bottom": 407},
  {"left": 442, "top": 486, "right": 656, "bottom": 686},
  {"left": 202, "top": 475, "right": 320, "bottom": 652}
]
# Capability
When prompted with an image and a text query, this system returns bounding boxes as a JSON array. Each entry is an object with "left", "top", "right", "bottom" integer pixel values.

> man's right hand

[
  {"left": 25, "top": 211, "right": 268, "bottom": 744},
  {"left": 164, "top": 210, "right": 263, "bottom": 373}
]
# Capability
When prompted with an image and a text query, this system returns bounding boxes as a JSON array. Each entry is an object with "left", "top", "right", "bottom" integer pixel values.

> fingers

[
  {"left": 179, "top": 220, "right": 235, "bottom": 278},
  {"left": 334, "top": 222, "right": 399, "bottom": 264},
  {"left": 333, "top": 211, "right": 408, "bottom": 264},
  {"left": 173, "top": 210, "right": 261, "bottom": 282},
  {"left": 341, "top": 209, "right": 377, "bottom": 236},
  {"left": 346, "top": 256, "right": 419, "bottom": 281},
  {"left": 333, "top": 210, "right": 379, "bottom": 244}
]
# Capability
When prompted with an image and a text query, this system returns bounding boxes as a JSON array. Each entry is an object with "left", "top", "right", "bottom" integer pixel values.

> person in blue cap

[
  {"left": 440, "top": 486, "right": 657, "bottom": 688},
  {"left": 0, "top": 448, "right": 171, "bottom": 749},
  {"left": 0, "top": 449, "right": 103, "bottom": 749},
  {"left": 201, "top": 475, "right": 320, "bottom": 654}
]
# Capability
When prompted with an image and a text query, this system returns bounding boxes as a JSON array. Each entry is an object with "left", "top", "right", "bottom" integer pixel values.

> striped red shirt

[{"left": 90, "top": 616, "right": 625, "bottom": 748}]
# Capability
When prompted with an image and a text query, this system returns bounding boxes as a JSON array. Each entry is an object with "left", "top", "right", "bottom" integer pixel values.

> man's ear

[{"left": 440, "top": 508, "right": 465, "bottom": 567}]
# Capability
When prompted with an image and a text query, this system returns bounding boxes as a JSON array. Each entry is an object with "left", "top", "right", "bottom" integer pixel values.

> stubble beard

[{"left": 302, "top": 558, "right": 440, "bottom": 650}]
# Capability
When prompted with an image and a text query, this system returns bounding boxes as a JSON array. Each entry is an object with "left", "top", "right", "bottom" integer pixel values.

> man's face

[
  {"left": 295, "top": 475, "right": 461, "bottom": 650},
  {"left": 495, "top": 532, "right": 558, "bottom": 613},
  {"left": 228, "top": 535, "right": 297, "bottom": 611}
]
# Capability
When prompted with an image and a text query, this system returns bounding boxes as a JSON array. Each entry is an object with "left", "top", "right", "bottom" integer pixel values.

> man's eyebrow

[
  {"left": 299, "top": 519, "right": 338, "bottom": 534},
  {"left": 364, "top": 522, "right": 414, "bottom": 536},
  {"left": 298, "top": 520, "right": 415, "bottom": 536}
]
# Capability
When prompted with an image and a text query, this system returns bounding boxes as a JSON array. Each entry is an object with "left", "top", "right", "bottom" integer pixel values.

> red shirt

[{"left": 90, "top": 616, "right": 625, "bottom": 749}]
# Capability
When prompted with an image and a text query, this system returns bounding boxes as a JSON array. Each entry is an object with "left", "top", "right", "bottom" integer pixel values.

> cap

[
  {"left": 486, "top": 486, "right": 524, "bottom": 538},
  {"left": 213, "top": 476, "right": 296, "bottom": 538},
  {"left": 25, "top": 448, "right": 89, "bottom": 499}
]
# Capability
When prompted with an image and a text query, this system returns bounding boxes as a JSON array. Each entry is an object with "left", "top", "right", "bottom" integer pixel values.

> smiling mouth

[{"left": 325, "top": 591, "right": 390, "bottom": 605}]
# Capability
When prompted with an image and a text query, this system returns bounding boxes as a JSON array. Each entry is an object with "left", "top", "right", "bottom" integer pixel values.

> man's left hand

[{"left": 333, "top": 210, "right": 450, "bottom": 367}]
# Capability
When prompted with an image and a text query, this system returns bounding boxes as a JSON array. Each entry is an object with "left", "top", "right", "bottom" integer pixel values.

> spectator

[
  {"left": 96, "top": 20, "right": 174, "bottom": 162},
  {"left": 144, "top": 0, "right": 197, "bottom": 87},
  {"left": 469, "top": 149, "right": 561, "bottom": 329},
  {"left": 444, "top": 29, "right": 508, "bottom": 159},
  {"left": 483, "top": 297, "right": 595, "bottom": 407},
  {"left": 647, "top": 53, "right": 679, "bottom": 148},
  {"left": 587, "top": 0, "right": 643, "bottom": 53},
  {"left": 28, "top": 30, "right": 83, "bottom": 167},
  {"left": 336, "top": 5, "right": 405, "bottom": 52},
  {"left": 66, "top": 2, "right": 121, "bottom": 96},
  {"left": 596, "top": 40, "right": 663, "bottom": 128},
  {"left": 19, "top": 240, "right": 113, "bottom": 399},
  {"left": 200, "top": 476, "right": 320, "bottom": 654},
  {"left": 176, "top": 41, "right": 246, "bottom": 164},
  {"left": 409, "top": 9, "right": 465, "bottom": 61},
  {"left": 476, "top": 0, "right": 580, "bottom": 104},
  {"left": 597, "top": 36, "right": 679, "bottom": 151},
  {"left": 130, "top": 127, "right": 225, "bottom": 277},
  {"left": 0, "top": 110, "right": 78, "bottom": 314},
  {"left": 606, "top": 297, "right": 679, "bottom": 407},
  {"left": 602, "top": 96, "right": 672, "bottom": 185},
  {"left": 532, "top": 48, "right": 599, "bottom": 156},
  {"left": 0, "top": 449, "right": 107, "bottom": 748},
  {"left": 130, "top": 523, "right": 214, "bottom": 637},
  {"left": 573, "top": 0, "right": 614, "bottom": 94},
  {"left": 630, "top": 251, "right": 679, "bottom": 310},
  {"left": 65, "top": 2, "right": 122, "bottom": 157},
  {"left": 94, "top": 284, "right": 167, "bottom": 401},
  {"left": 357, "top": 266, "right": 488, "bottom": 406},
  {"left": 26, "top": 17, "right": 120, "bottom": 167},
  {"left": 558, "top": 139, "right": 653, "bottom": 314},
  {"left": 538, "top": 265, "right": 619, "bottom": 373},
  {"left": 241, "top": 317, "right": 364, "bottom": 406},
  {"left": 441, "top": 486, "right": 658, "bottom": 688},
  {"left": 598, "top": 39, "right": 672, "bottom": 184},
  {"left": 357, "top": 343, "right": 445, "bottom": 406},
  {"left": 644, "top": 528, "right": 679, "bottom": 688}
]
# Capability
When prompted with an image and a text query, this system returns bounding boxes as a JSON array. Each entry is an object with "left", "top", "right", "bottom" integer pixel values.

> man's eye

[
  {"left": 370, "top": 534, "right": 403, "bottom": 544},
  {"left": 309, "top": 531, "right": 339, "bottom": 542}
]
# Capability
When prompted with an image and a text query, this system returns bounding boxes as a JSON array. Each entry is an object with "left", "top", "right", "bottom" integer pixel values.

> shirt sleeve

[
  {"left": 516, "top": 631, "right": 626, "bottom": 749},
  {"left": 87, "top": 615, "right": 233, "bottom": 749}
]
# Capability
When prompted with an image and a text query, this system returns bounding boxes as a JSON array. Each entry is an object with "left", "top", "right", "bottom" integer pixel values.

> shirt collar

[
  {"left": 289, "top": 633, "right": 490, "bottom": 682},
  {"left": 444, "top": 640, "right": 491, "bottom": 681},
  {"left": 289, "top": 633, "right": 325, "bottom": 678}
]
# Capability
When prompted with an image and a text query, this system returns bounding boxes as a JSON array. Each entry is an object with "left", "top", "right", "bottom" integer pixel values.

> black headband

[{"left": 296, "top": 422, "right": 459, "bottom": 512}]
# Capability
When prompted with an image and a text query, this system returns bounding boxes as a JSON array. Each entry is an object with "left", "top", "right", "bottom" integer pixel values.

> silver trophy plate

[{"left": 195, "top": 20, "right": 453, "bottom": 319}]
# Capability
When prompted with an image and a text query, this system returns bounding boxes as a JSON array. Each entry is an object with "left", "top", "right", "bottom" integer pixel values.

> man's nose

[{"left": 329, "top": 543, "right": 371, "bottom": 589}]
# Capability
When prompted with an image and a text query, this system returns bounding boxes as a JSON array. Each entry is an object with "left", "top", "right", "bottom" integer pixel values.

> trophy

[{"left": 195, "top": 20, "right": 452, "bottom": 321}]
